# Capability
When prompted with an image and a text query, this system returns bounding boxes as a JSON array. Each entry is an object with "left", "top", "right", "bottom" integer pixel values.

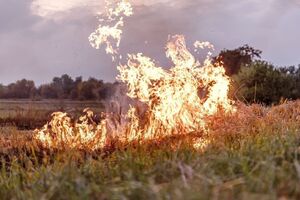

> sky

[{"left": 0, "top": 0, "right": 300, "bottom": 85}]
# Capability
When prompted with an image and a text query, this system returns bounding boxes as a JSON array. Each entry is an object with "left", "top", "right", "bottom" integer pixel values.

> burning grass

[
  {"left": 0, "top": 100, "right": 105, "bottom": 130},
  {"left": 62, "top": 0, "right": 235, "bottom": 152},
  {"left": 1, "top": 101, "right": 300, "bottom": 199},
  {"left": 34, "top": 34, "right": 236, "bottom": 151},
  {"left": 1, "top": 1, "right": 300, "bottom": 198}
]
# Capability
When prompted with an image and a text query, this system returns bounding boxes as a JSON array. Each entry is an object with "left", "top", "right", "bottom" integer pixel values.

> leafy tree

[
  {"left": 60, "top": 74, "right": 75, "bottom": 98},
  {"left": 0, "top": 84, "right": 6, "bottom": 98},
  {"left": 39, "top": 84, "right": 58, "bottom": 99},
  {"left": 51, "top": 74, "right": 75, "bottom": 99},
  {"left": 232, "top": 61, "right": 296, "bottom": 105},
  {"left": 4, "top": 79, "right": 36, "bottom": 99},
  {"left": 214, "top": 45, "right": 262, "bottom": 76},
  {"left": 98, "top": 82, "right": 119, "bottom": 100},
  {"left": 77, "top": 78, "right": 103, "bottom": 100},
  {"left": 70, "top": 76, "right": 83, "bottom": 100},
  {"left": 0, "top": 75, "right": 119, "bottom": 100}
]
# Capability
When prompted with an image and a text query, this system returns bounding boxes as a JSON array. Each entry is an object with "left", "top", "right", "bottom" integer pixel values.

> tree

[
  {"left": 70, "top": 76, "right": 83, "bottom": 100},
  {"left": 5, "top": 79, "right": 36, "bottom": 99},
  {"left": 60, "top": 74, "right": 75, "bottom": 98},
  {"left": 98, "top": 82, "right": 118, "bottom": 100},
  {"left": 213, "top": 45, "right": 262, "bottom": 76},
  {"left": 0, "top": 75, "right": 116, "bottom": 100},
  {"left": 77, "top": 78, "right": 102, "bottom": 100},
  {"left": 39, "top": 84, "right": 58, "bottom": 99},
  {"left": 232, "top": 61, "right": 295, "bottom": 105},
  {"left": 50, "top": 74, "right": 75, "bottom": 99}
]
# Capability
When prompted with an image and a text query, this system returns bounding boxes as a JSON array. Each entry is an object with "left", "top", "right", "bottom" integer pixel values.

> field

[
  {"left": 0, "top": 100, "right": 105, "bottom": 129},
  {"left": 1, "top": 100, "right": 300, "bottom": 199}
]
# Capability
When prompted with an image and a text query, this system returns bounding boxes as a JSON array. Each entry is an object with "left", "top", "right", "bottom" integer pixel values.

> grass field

[
  {"left": 0, "top": 100, "right": 105, "bottom": 129},
  {"left": 0, "top": 100, "right": 300, "bottom": 199}
]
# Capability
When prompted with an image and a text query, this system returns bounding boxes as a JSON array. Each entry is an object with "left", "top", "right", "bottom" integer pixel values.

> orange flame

[
  {"left": 34, "top": 1, "right": 235, "bottom": 151},
  {"left": 88, "top": 0, "right": 133, "bottom": 60},
  {"left": 118, "top": 35, "right": 234, "bottom": 136},
  {"left": 35, "top": 109, "right": 108, "bottom": 150}
]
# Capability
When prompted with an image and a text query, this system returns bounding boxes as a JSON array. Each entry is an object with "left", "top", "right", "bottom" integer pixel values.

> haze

[{"left": 0, "top": 0, "right": 299, "bottom": 85}]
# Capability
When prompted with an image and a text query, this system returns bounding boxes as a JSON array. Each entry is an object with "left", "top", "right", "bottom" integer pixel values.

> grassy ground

[
  {"left": 0, "top": 100, "right": 105, "bottom": 129},
  {"left": 0, "top": 101, "right": 300, "bottom": 199}
]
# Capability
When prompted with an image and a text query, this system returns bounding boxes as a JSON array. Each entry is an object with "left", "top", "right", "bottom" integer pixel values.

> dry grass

[
  {"left": 0, "top": 101, "right": 300, "bottom": 199},
  {"left": 0, "top": 100, "right": 105, "bottom": 129}
]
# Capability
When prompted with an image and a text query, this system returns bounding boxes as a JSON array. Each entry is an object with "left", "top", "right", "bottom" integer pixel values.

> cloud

[
  {"left": 31, "top": 0, "right": 104, "bottom": 19},
  {"left": 0, "top": 0, "right": 39, "bottom": 33},
  {"left": 0, "top": 0, "right": 299, "bottom": 85},
  {"left": 30, "top": 0, "right": 190, "bottom": 19}
]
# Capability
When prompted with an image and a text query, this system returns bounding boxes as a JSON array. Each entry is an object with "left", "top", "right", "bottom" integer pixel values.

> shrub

[{"left": 232, "top": 61, "right": 297, "bottom": 105}]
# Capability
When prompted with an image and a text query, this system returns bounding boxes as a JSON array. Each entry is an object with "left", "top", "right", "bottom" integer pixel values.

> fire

[
  {"left": 34, "top": 0, "right": 235, "bottom": 151},
  {"left": 88, "top": 0, "right": 133, "bottom": 61},
  {"left": 118, "top": 35, "right": 233, "bottom": 137},
  {"left": 35, "top": 109, "right": 108, "bottom": 150}
]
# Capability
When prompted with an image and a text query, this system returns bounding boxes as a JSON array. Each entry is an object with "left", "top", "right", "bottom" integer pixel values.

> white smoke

[{"left": 30, "top": 0, "right": 186, "bottom": 19}]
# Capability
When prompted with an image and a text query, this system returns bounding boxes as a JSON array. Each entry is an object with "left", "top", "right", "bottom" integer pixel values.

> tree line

[
  {"left": 1, "top": 45, "right": 299, "bottom": 105},
  {"left": 0, "top": 75, "right": 119, "bottom": 100}
]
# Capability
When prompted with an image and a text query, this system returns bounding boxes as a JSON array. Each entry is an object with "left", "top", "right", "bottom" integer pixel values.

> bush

[{"left": 232, "top": 61, "right": 297, "bottom": 105}]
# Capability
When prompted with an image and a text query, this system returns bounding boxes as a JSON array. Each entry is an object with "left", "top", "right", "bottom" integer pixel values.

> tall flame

[
  {"left": 118, "top": 35, "right": 233, "bottom": 137},
  {"left": 34, "top": 0, "right": 235, "bottom": 151}
]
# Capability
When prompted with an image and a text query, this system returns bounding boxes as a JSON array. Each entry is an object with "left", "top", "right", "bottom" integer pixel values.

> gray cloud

[
  {"left": 0, "top": 0, "right": 299, "bottom": 85},
  {"left": 0, "top": 1, "right": 37, "bottom": 33}
]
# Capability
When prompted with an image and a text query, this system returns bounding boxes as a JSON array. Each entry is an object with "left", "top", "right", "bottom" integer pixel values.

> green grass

[
  {"left": 0, "top": 101, "right": 300, "bottom": 199},
  {"left": 1, "top": 130, "right": 300, "bottom": 199}
]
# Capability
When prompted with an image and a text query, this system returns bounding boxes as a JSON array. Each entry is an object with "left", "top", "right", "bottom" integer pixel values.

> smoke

[
  {"left": 30, "top": 0, "right": 104, "bottom": 19},
  {"left": 30, "top": 0, "right": 186, "bottom": 19},
  {"left": 0, "top": 0, "right": 299, "bottom": 85}
]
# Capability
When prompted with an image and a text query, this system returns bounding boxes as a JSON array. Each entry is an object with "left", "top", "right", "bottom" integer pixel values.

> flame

[
  {"left": 118, "top": 35, "right": 233, "bottom": 137},
  {"left": 34, "top": 0, "right": 235, "bottom": 151},
  {"left": 88, "top": 0, "right": 133, "bottom": 60},
  {"left": 35, "top": 109, "right": 109, "bottom": 150},
  {"left": 193, "top": 138, "right": 210, "bottom": 151}
]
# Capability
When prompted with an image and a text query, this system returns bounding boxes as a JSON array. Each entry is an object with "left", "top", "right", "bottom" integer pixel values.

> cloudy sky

[{"left": 0, "top": 0, "right": 299, "bottom": 85}]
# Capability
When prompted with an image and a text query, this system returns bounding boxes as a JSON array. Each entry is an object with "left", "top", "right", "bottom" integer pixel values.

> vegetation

[
  {"left": 232, "top": 61, "right": 300, "bottom": 104},
  {"left": 0, "top": 45, "right": 300, "bottom": 199},
  {"left": 213, "top": 45, "right": 262, "bottom": 76},
  {"left": 0, "top": 101, "right": 300, "bottom": 199},
  {"left": 0, "top": 45, "right": 298, "bottom": 106},
  {"left": 0, "top": 100, "right": 104, "bottom": 129},
  {"left": 0, "top": 75, "right": 119, "bottom": 101},
  {"left": 0, "top": 45, "right": 299, "bottom": 105},
  {"left": 215, "top": 46, "right": 300, "bottom": 105}
]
